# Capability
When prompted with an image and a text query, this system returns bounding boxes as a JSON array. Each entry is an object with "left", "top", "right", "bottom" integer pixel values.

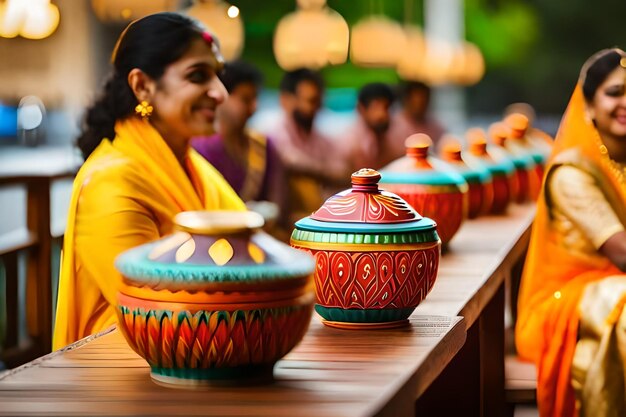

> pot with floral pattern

[
  {"left": 290, "top": 168, "right": 441, "bottom": 330},
  {"left": 378, "top": 134, "right": 468, "bottom": 246},
  {"left": 115, "top": 211, "right": 315, "bottom": 387}
]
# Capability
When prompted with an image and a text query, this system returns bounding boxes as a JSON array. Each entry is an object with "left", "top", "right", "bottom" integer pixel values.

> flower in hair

[{"left": 202, "top": 31, "right": 213, "bottom": 45}]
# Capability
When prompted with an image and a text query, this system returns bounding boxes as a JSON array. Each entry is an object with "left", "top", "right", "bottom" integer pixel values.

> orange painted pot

[
  {"left": 378, "top": 135, "right": 468, "bottom": 245},
  {"left": 440, "top": 140, "right": 494, "bottom": 218},
  {"left": 489, "top": 123, "right": 540, "bottom": 203},
  {"left": 290, "top": 169, "right": 441, "bottom": 330},
  {"left": 465, "top": 128, "right": 517, "bottom": 214},
  {"left": 115, "top": 211, "right": 315, "bottom": 387}
]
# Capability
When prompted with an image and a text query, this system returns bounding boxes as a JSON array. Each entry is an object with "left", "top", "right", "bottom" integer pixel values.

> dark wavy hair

[
  {"left": 582, "top": 48, "right": 626, "bottom": 102},
  {"left": 77, "top": 12, "right": 206, "bottom": 159}
]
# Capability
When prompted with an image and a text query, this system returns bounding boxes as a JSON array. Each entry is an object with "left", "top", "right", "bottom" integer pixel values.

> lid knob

[
  {"left": 405, "top": 133, "right": 432, "bottom": 159},
  {"left": 466, "top": 128, "right": 488, "bottom": 156},
  {"left": 440, "top": 136, "right": 463, "bottom": 162},
  {"left": 504, "top": 113, "right": 529, "bottom": 139},
  {"left": 489, "top": 122, "right": 510, "bottom": 147},
  {"left": 351, "top": 168, "right": 381, "bottom": 192}
]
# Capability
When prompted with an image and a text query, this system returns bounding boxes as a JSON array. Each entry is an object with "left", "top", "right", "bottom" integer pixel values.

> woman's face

[
  {"left": 149, "top": 37, "right": 227, "bottom": 143},
  {"left": 590, "top": 66, "right": 626, "bottom": 140}
]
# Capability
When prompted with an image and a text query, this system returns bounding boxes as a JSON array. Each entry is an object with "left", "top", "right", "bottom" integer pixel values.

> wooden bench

[{"left": 0, "top": 168, "right": 77, "bottom": 368}]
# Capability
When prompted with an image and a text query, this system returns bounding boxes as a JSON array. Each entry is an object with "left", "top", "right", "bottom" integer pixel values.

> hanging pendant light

[
  {"left": 396, "top": 25, "right": 426, "bottom": 81},
  {"left": 90, "top": 0, "right": 177, "bottom": 23},
  {"left": 350, "top": 15, "right": 407, "bottom": 68},
  {"left": 273, "top": 0, "right": 349, "bottom": 70},
  {"left": 0, "top": 0, "right": 60, "bottom": 40},
  {"left": 184, "top": 0, "right": 244, "bottom": 61}
]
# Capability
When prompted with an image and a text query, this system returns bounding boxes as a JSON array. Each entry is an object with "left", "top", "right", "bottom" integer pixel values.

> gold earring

[{"left": 135, "top": 100, "right": 153, "bottom": 119}]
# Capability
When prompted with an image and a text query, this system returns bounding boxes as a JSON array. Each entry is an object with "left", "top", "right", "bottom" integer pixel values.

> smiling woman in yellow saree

[
  {"left": 53, "top": 13, "right": 245, "bottom": 350},
  {"left": 516, "top": 48, "right": 626, "bottom": 417}
]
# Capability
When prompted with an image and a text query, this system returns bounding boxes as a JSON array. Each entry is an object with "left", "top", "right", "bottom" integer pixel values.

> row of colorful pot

[
  {"left": 111, "top": 112, "right": 552, "bottom": 387},
  {"left": 378, "top": 111, "right": 551, "bottom": 246}
]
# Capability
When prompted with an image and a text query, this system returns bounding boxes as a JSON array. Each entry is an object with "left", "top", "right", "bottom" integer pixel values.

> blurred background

[{"left": 1, "top": 0, "right": 626, "bottom": 361}]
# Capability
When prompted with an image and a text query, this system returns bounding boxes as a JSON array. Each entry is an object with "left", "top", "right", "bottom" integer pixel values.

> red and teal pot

[
  {"left": 290, "top": 169, "right": 441, "bottom": 330},
  {"left": 489, "top": 122, "right": 540, "bottom": 204},
  {"left": 378, "top": 135, "right": 468, "bottom": 246},
  {"left": 465, "top": 128, "right": 517, "bottom": 214},
  {"left": 505, "top": 113, "right": 548, "bottom": 189},
  {"left": 440, "top": 140, "right": 494, "bottom": 218},
  {"left": 114, "top": 211, "right": 315, "bottom": 387}
]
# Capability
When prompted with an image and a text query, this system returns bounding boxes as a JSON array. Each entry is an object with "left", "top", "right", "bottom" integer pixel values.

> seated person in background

[
  {"left": 192, "top": 60, "right": 289, "bottom": 234},
  {"left": 389, "top": 81, "right": 445, "bottom": 153},
  {"left": 268, "top": 68, "right": 346, "bottom": 224},
  {"left": 340, "top": 82, "right": 397, "bottom": 172},
  {"left": 53, "top": 13, "right": 245, "bottom": 350},
  {"left": 516, "top": 48, "right": 626, "bottom": 417}
]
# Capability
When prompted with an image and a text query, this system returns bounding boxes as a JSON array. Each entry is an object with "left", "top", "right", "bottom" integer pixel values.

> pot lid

[
  {"left": 378, "top": 134, "right": 467, "bottom": 187},
  {"left": 294, "top": 168, "right": 436, "bottom": 234},
  {"left": 440, "top": 142, "right": 492, "bottom": 184},
  {"left": 115, "top": 211, "right": 315, "bottom": 290}
]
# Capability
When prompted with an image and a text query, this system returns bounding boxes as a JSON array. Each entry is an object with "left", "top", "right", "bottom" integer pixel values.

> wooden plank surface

[
  {"left": 0, "top": 202, "right": 535, "bottom": 417},
  {"left": 415, "top": 203, "right": 535, "bottom": 327},
  {"left": 0, "top": 315, "right": 465, "bottom": 417}
]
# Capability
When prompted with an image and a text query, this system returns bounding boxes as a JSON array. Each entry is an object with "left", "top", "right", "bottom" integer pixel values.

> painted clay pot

[
  {"left": 378, "top": 134, "right": 468, "bottom": 246},
  {"left": 115, "top": 211, "right": 315, "bottom": 387},
  {"left": 465, "top": 128, "right": 517, "bottom": 214},
  {"left": 504, "top": 113, "right": 546, "bottom": 196},
  {"left": 290, "top": 168, "right": 441, "bottom": 330},
  {"left": 489, "top": 122, "right": 540, "bottom": 203},
  {"left": 439, "top": 138, "right": 494, "bottom": 218}
]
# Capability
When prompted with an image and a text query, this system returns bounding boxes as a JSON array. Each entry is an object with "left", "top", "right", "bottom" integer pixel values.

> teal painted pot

[
  {"left": 489, "top": 122, "right": 541, "bottom": 203},
  {"left": 115, "top": 211, "right": 315, "bottom": 387},
  {"left": 290, "top": 169, "right": 441, "bottom": 330},
  {"left": 378, "top": 135, "right": 468, "bottom": 245},
  {"left": 440, "top": 140, "right": 494, "bottom": 219},
  {"left": 465, "top": 128, "right": 517, "bottom": 214}
]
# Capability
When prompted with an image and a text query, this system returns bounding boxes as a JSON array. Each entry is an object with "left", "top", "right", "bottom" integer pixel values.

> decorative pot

[
  {"left": 115, "top": 211, "right": 315, "bottom": 387},
  {"left": 504, "top": 113, "right": 546, "bottom": 196},
  {"left": 378, "top": 134, "right": 468, "bottom": 245},
  {"left": 465, "top": 128, "right": 517, "bottom": 214},
  {"left": 439, "top": 138, "right": 494, "bottom": 218},
  {"left": 290, "top": 168, "right": 441, "bottom": 330},
  {"left": 489, "top": 122, "right": 540, "bottom": 203}
]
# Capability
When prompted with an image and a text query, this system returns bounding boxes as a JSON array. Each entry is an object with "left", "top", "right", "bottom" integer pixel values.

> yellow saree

[
  {"left": 53, "top": 118, "right": 245, "bottom": 350},
  {"left": 516, "top": 85, "right": 626, "bottom": 417}
]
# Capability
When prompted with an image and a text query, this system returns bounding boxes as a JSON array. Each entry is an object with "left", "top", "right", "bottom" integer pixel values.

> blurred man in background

[
  {"left": 341, "top": 82, "right": 397, "bottom": 172},
  {"left": 268, "top": 68, "right": 346, "bottom": 224},
  {"left": 390, "top": 81, "right": 446, "bottom": 152}
]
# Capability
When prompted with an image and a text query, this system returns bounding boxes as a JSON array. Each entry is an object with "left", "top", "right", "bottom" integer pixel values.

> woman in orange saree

[{"left": 516, "top": 48, "right": 626, "bottom": 417}]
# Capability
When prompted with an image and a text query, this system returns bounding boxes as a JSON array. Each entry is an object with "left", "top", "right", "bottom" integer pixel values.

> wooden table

[
  {"left": 0, "top": 316, "right": 465, "bottom": 417},
  {"left": 0, "top": 203, "right": 535, "bottom": 417},
  {"left": 415, "top": 203, "right": 535, "bottom": 417}
]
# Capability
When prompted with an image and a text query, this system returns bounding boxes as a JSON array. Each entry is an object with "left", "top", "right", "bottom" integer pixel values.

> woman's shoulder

[{"left": 76, "top": 142, "right": 148, "bottom": 196}]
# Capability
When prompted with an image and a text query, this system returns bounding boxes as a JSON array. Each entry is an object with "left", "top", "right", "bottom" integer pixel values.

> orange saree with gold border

[{"left": 516, "top": 85, "right": 626, "bottom": 417}]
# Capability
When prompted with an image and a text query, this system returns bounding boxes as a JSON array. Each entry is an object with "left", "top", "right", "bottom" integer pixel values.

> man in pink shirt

[
  {"left": 389, "top": 81, "right": 446, "bottom": 154},
  {"left": 342, "top": 82, "right": 397, "bottom": 172},
  {"left": 270, "top": 69, "right": 346, "bottom": 224}
]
